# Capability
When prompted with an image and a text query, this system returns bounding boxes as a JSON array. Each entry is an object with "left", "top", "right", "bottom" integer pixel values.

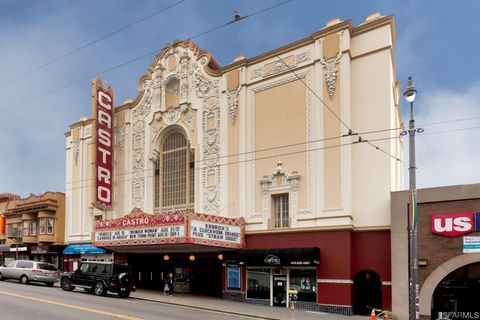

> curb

[{"left": 131, "top": 296, "right": 281, "bottom": 320}]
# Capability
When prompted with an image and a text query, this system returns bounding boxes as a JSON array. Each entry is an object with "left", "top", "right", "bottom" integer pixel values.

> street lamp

[{"left": 403, "top": 76, "right": 421, "bottom": 320}]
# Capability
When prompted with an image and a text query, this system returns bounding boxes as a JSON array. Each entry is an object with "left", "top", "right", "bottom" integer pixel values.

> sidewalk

[{"left": 131, "top": 288, "right": 368, "bottom": 320}]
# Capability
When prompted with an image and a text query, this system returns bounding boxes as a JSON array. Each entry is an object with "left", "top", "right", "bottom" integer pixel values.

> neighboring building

[
  {"left": 65, "top": 13, "right": 401, "bottom": 315},
  {"left": 391, "top": 183, "right": 480, "bottom": 320},
  {"left": 0, "top": 192, "right": 65, "bottom": 267}
]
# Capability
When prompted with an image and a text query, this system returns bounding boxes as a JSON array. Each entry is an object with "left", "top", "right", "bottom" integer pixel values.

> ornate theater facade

[{"left": 65, "top": 13, "right": 402, "bottom": 315}]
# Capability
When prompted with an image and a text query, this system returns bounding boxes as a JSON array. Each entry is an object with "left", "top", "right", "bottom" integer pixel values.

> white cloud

[{"left": 409, "top": 83, "right": 480, "bottom": 188}]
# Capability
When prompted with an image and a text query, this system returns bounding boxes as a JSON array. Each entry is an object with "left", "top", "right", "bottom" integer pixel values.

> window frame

[
  {"left": 46, "top": 218, "right": 54, "bottom": 234},
  {"left": 272, "top": 193, "right": 289, "bottom": 228}
]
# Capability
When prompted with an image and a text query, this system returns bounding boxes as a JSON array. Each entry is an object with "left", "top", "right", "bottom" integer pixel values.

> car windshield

[{"left": 37, "top": 263, "right": 57, "bottom": 271}]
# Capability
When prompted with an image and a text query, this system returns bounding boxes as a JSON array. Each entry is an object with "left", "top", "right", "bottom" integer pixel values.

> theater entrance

[{"left": 128, "top": 252, "right": 223, "bottom": 297}]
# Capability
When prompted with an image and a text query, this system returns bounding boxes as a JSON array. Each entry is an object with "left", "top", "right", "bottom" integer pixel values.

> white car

[{"left": 0, "top": 260, "right": 60, "bottom": 286}]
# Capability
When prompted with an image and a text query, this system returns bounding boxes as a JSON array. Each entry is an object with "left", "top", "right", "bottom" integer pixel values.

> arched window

[{"left": 154, "top": 130, "right": 194, "bottom": 213}]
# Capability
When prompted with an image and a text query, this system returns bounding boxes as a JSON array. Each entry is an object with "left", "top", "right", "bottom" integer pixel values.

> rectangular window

[
  {"left": 246, "top": 268, "right": 270, "bottom": 299},
  {"left": 272, "top": 193, "right": 289, "bottom": 228},
  {"left": 7, "top": 224, "right": 15, "bottom": 238},
  {"left": 289, "top": 269, "right": 317, "bottom": 302},
  {"left": 30, "top": 221, "right": 37, "bottom": 236},
  {"left": 47, "top": 218, "right": 54, "bottom": 234},
  {"left": 227, "top": 265, "right": 241, "bottom": 290},
  {"left": 39, "top": 219, "right": 46, "bottom": 234},
  {"left": 23, "top": 221, "right": 29, "bottom": 236}
]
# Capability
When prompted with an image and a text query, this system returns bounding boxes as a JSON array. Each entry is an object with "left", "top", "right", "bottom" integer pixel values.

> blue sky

[{"left": 1, "top": 0, "right": 480, "bottom": 197}]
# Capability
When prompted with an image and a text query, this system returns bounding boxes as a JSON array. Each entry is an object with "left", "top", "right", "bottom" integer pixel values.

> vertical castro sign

[{"left": 92, "top": 79, "right": 114, "bottom": 210}]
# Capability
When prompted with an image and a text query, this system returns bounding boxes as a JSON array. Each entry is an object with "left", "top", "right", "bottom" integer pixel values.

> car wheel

[
  {"left": 60, "top": 277, "right": 75, "bottom": 291},
  {"left": 118, "top": 272, "right": 131, "bottom": 287},
  {"left": 94, "top": 281, "right": 106, "bottom": 296},
  {"left": 20, "top": 275, "right": 29, "bottom": 284},
  {"left": 118, "top": 290, "right": 130, "bottom": 298}
]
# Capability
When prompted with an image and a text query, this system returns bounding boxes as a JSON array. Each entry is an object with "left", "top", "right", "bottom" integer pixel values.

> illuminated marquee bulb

[
  {"left": 163, "top": 254, "right": 170, "bottom": 261},
  {"left": 189, "top": 254, "right": 195, "bottom": 261}
]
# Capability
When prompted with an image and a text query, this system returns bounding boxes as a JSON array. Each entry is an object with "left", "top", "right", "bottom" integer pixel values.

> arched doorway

[
  {"left": 432, "top": 262, "right": 480, "bottom": 318},
  {"left": 353, "top": 270, "right": 382, "bottom": 315}
]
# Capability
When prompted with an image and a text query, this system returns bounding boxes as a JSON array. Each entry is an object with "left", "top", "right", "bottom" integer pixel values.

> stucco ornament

[
  {"left": 193, "top": 62, "right": 221, "bottom": 213},
  {"left": 72, "top": 140, "right": 81, "bottom": 164},
  {"left": 320, "top": 53, "right": 342, "bottom": 100},
  {"left": 227, "top": 86, "right": 241, "bottom": 124}
]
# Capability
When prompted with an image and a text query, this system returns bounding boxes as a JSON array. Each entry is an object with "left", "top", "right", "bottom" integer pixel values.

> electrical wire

[
  {"left": 0, "top": 0, "right": 186, "bottom": 88},
  {"left": 65, "top": 126, "right": 404, "bottom": 186},
  {"left": 65, "top": 134, "right": 401, "bottom": 192},
  {"left": 273, "top": 54, "right": 402, "bottom": 162},
  {"left": 0, "top": 0, "right": 292, "bottom": 113}
]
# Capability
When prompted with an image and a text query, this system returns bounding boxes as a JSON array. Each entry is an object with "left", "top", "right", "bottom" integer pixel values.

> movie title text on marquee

[
  {"left": 95, "top": 226, "right": 185, "bottom": 242},
  {"left": 190, "top": 220, "right": 241, "bottom": 244},
  {"left": 93, "top": 79, "right": 114, "bottom": 209}
]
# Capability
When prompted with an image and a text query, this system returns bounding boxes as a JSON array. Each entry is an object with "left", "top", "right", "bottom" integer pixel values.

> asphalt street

[{"left": 0, "top": 280, "right": 259, "bottom": 320}]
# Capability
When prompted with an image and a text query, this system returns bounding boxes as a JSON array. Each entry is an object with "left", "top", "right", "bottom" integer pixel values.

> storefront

[
  {"left": 235, "top": 247, "right": 319, "bottom": 307},
  {"left": 391, "top": 183, "right": 480, "bottom": 320},
  {"left": 63, "top": 243, "right": 112, "bottom": 271}
]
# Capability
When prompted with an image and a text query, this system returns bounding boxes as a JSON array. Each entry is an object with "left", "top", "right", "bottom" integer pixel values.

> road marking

[{"left": 0, "top": 290, "right": 143, "bottom": 320}]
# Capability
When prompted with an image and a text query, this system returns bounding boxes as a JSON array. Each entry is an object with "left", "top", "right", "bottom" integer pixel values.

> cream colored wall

[
  {"left": 253, "top": 79, "right": 307, "bottom": 214},
  {"left": 351, "top": 49, "right": 394, "bottom": 228}
]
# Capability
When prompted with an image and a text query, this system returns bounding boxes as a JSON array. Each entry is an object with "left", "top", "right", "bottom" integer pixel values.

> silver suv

[{"left": 0, "top": 260, "right": 60, "bottom": 286}]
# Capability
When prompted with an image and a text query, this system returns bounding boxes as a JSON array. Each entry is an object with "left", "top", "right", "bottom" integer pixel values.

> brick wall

[{"left": 417, "top": 199, "right": 480, "bottom": 287}]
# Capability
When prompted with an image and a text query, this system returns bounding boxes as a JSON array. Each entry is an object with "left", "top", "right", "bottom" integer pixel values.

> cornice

[
  {"left": 221, "top": 20, "right": 354, "bottom": 73},
  {"left": 352, "top": 15, "right": 396, "bottom": 44},
  {"left": 245, "top": 224, "right": 390, "bottom": 235}
]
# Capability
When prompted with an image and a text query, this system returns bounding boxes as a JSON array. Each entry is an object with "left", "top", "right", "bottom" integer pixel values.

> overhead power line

[
  {"left": 0, "top": 0, "right": 292, "bottom": 113},
  {"left": 0, "top": 0, "right": 186, "bottom": 88},
  {"left": 65, "top": 126, "right": 404, "bottom": 187},
  {"left": 273, "top": 54, "right": 402, "bottom": 162}
]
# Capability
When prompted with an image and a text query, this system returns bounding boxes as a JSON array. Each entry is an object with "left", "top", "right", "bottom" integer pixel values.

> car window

[
  {"left": 6, "top": 261, "right": 16, "bottom": 268},
  {"left": 17, "top": 261, "right": 34, "bottom": 268},
  {"left": 37, "top": 263, "right": 57, "bottom": 271},
  {"left": 88, "top": 264, "right": 99, "bottom": 274},
  {"left": 78, "top": 263, "right": 89, "bottom": 273},
  {"left": 97, "top": 264, "right": 111, "bottom": 274}
]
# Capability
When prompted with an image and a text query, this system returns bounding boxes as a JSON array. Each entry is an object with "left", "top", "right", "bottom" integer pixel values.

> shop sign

[
  {"left": 92, "top": 79, "right": 114, "bottom": 210},
  {"left": 94, "top": 208, "right": 245, "bottom": 249},
  {"left": 431, "top": 212, "right": 480, "bottom": 237},
  {"left": 30, "top": 245, "right": 49, "bottom": 255},
  {"left": 463, "top": 236, "right": 480, "bottom": 253}
]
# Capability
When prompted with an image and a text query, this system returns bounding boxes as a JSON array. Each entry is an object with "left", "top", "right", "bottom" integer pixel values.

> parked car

[
  {"left": 60, "top": 261, "right": 135, "bottom": 298},
  {"left": 0, "top": 260, "right": 60, "bottom": 286}
]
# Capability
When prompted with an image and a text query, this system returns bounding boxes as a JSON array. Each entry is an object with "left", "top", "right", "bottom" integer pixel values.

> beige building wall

[{"left": 65, "top": 13, "right": 401, "bottom": 242}]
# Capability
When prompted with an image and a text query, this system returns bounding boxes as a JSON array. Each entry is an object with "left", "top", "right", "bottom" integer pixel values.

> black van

[{"left": 60, "top": 261, "right": 135, "bottom": 298}]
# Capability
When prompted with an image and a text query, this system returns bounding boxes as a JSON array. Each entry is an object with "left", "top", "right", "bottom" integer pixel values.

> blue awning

[{"left": 63, "top": 243, "right": 107, "bottom": 255}]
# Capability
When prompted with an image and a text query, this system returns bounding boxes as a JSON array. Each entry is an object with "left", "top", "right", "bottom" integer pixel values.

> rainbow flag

[
  {"left": 0, "top": 215, "right": 5, "bottom": 235},
  {"left": 410, "top": 187, "right": 418, "bottom": 231}
]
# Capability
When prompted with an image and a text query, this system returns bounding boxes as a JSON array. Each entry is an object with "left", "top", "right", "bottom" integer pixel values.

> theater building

[
  {"left": 392, "top": 184, "right": 480, "bottom": 320},
  {"left": 65, "top": 13, "right": 401, "bottom": 315}
]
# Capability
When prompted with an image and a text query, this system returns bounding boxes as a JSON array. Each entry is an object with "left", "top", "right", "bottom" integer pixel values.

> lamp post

[{"left": 403, "top": 76, "right": 420, "bottom": 320}]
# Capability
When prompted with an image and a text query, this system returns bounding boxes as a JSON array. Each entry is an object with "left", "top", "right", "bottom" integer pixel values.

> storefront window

[
  {"left": 227, "top": 264, "right": 240, "bottom": 290},
  {"left": 289, "top": 269, "right": 317, "bottom": 302},
  {"left": 247, "top": 268, "right": 270, "bottom": 299}
]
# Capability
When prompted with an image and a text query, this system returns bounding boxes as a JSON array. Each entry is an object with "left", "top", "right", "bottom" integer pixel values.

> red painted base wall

[{"left": 245, "top": 229, "right": 391, "bottom": 309}]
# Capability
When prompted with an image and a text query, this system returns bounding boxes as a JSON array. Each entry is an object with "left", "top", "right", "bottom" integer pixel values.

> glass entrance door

[{"left": 273, "top": 276, "right": 287, "bottom": 307}]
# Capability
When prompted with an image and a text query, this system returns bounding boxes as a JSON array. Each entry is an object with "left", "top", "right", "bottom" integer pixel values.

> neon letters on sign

[
  {"left": 431, "top": 212, "right": 475, "bottom": 237},
  {"left": 93, "top": 79, "right": 114, "bottom": 209}
]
